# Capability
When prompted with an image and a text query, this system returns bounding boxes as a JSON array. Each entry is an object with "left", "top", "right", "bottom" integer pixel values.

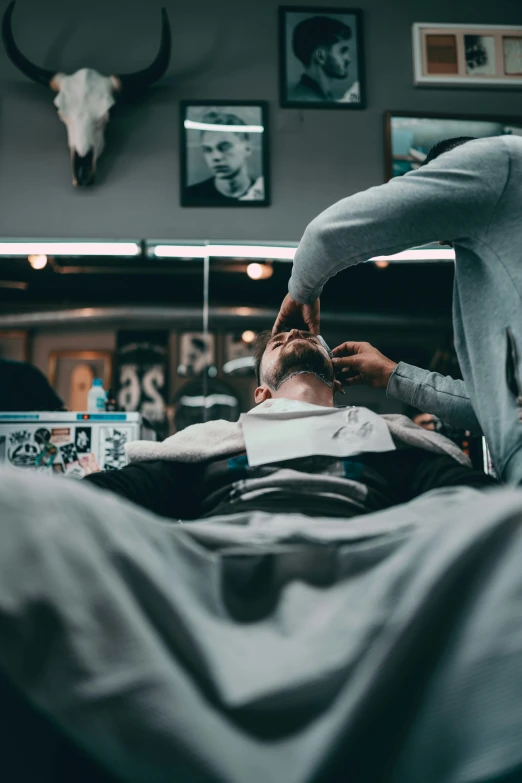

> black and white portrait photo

[
  {"left": 180, "top": 102, "right": 269, "bottom": 206},
  {"left": 279, "top": 7, "right": 364, "bottom": 108}
]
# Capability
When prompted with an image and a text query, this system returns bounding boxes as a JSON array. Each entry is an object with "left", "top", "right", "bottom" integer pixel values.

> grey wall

[{"left": 0, "top": 0, "right": 520, "bottom": 242}]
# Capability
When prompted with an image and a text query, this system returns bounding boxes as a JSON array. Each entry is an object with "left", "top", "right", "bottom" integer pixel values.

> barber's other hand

[
  {"left": 272, "top": 294, "right": 320, "bottom": 336},
  {"left": 332, "top": 341, "right": 397, "bottom": 389}
]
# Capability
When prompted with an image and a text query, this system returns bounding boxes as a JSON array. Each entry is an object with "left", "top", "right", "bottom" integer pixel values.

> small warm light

[
  {"left": 247, "top": 263, "right": 263, "bottom": 280},
  {"left": 28, "top": 253, "right": 48, "bottom": 270},
  {"left": 374, "top": 260, "right": 389, "bottom": 269},
  {"left": 242, "top": 330, "right": 256, "bottom": 344},
  {"left": 246, "top": 262, "right": 273, "bottom": 280}
]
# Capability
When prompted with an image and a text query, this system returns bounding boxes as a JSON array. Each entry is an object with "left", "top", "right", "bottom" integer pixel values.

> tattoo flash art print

[
  {"left": 100, "top": 427, "right": 129, "bottom": 470},
  {"left": 75, "top": 426, "right": 92, "bottom": 454},
  {"left": 8, "top": 430, "right": 38, "bottom": 468}
]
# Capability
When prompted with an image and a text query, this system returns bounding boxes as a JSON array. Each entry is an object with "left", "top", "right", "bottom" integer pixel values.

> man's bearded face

[{"left": 261, "top": 330, "right": 334, "bottom": 390}]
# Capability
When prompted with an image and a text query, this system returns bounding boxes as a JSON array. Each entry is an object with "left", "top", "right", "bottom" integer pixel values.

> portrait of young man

[
  {"left": 181, "top": 103, "right": 269, "bottom": 206},
  {"left": 279, "top": 7, "right": 364, "bottom": 108}
]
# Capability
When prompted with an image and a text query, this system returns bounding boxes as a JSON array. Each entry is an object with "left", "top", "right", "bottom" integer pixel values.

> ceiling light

[
  {"left": 241, "top": 330, "right": 256, "bottom": 343},
  {"left": 0, "top": 242, "right": 141, "bottom": 257},
  {"left": 152, "top": 244, "right": 297, "bottom": 260},
  {"left": 374, "top": 260, "right": 389, "bottom": 269},
  {"left": 247, "top": 263, "right": 273, "bottom": 280},
  {"left": 28, "top": 254, "right": 48, "bottom": 270}
]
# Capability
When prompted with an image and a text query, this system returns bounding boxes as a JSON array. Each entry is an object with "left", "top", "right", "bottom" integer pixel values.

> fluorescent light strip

[
  {"left": 153, "top": 245, "right": 455, "bottom": 262},
  {"left": 0, "top": 242, "right": 141, "bottom": 257},
  {"left": 184, "top": 120, "right": 264, "bottom": 133},
  {"left": 153, "top": 244, "right": 297, "bottom": 260}
]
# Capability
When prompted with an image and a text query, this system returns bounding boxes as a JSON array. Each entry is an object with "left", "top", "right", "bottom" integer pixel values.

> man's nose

[{"left": 286, "top": 329, "right": 303, "bottom": 341}]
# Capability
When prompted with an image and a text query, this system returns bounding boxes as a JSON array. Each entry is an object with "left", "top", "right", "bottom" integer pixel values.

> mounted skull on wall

[{"left": 2, "top": 2, "right": 171, "bottom": 186}]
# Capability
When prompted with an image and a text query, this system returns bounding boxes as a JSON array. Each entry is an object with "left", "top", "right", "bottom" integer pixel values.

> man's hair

[
  {"left": 200, "top": 110, "right": 250, "bottom": 142},
  {"left": 292, "top": 16, "right": 352, "bottom": 67},
  {"left": 253, "top": 330, "right": 272, "bottom": 385},
  {"left": 422, "top": 137, "right": 476, "bottom": 166}
]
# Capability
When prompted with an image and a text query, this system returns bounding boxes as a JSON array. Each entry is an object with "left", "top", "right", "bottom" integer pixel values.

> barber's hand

[
  {"left": 332, "top": 341, "right": 397, "bottom": 389},
  {"left": 272, "top": 294, "right": 321, "bottom": 336}
]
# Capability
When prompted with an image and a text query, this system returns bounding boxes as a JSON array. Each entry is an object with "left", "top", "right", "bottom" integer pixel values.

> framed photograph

[
  {"left": 223, "top": 331, "right": 257, "bottom": 376},
  {"left": 177, "top": 332, "right": 216, "bottom": 377},
  {"left": 48, "top": 351, "right": 112, "bottom": 411},
  {"left": 412, "top": 23, "right": 522, "bottom": 87},
  {"left": 279, "top": 6, "right": 364, "bottom": 108},
  {"left": 384, "top": 111, "right": 522, "bottom": 180},
  {"left": 0, "top": 330, "right": 29, "bottom": 362},
  {"left": 180, "top": 101, "right": 270, "bottom": 207}
]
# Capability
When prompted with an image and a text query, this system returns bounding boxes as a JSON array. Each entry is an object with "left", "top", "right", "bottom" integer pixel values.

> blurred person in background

[{"left": 0, "top": 358, "right": 65, "bottom": 411}]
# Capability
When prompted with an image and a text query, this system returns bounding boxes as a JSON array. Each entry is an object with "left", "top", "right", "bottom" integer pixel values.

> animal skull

[{"left": 2, "top": 2, "right": 171, "bottom": 186}]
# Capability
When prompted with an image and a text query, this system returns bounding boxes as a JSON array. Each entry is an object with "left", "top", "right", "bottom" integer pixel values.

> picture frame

[
  {"left": 223, "top": 331, "right": 257, "bottom": 376},
  {"left": 180, "top": 101, "right": 270, "bottom": 207},
  {"left": 48, "top": 351, "right": 112, "bottom": 411},
  {"left": 279, "top": 6, "right": 365, "bottom": 109},
  {"left": 384, "top": 111, "right": 522, "bottom": 180},
  {"left": 412, "top": 23, "right": 522, "bottom": 87},
  {"left": 0, "top": 330, "right": 29, "bottom": 362},
  {"left": 177, "top": 332, "right": 216, "bottom": 377}
]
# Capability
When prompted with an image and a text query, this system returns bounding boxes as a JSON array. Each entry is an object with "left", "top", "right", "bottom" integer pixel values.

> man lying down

[
  {"left": 4, "top": 331, "right": 522, "bottom": 783},
  {"left": 85, "top": 328, "right": 494, "bottom": 515}
]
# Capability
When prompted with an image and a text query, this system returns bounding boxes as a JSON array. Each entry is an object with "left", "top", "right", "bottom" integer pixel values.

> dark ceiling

[{"left": 0, "top": 256, "right": 454, "bottom": 322}]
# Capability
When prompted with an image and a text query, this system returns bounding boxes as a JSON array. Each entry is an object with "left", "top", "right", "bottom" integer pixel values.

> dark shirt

[
  {"left": 0, "top": 359, "right": 64, "bottom": 411},
  {"left": 84, "top": 447, "right": 496, "bottom": 521},
  {"left": 288, "top": 74, "right": 330, "bottom": 102},
  {"left": 184, "top": 177, "right": 242, "bottom": 205}
]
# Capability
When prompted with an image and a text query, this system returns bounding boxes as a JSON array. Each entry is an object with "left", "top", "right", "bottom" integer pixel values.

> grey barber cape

[
  {"left": 288, "top": 136, "right": 522, "bottom": 484},
  {"left": 1, "top": 442, "right": 522, "bottom": 781}
]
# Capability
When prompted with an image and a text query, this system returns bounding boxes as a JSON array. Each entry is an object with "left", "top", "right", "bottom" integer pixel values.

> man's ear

[
  {"left": 315, "top": 46, "right": 328, "bottom": 65},
  {"left": 255, "top": 385, "right": 272, "bottom": 404}
]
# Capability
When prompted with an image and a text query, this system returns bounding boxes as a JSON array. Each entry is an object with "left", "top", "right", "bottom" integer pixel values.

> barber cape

[{"left": 126, "top": 399, "right": 470, "bottom": 467}]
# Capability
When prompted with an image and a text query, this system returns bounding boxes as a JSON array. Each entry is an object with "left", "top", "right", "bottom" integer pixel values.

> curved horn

[
  {"left": 115, "top": 7, "right": 171, "bottom": 95},
  {"left": 2, "top": 1, "right": 55, "bottom": 87}
]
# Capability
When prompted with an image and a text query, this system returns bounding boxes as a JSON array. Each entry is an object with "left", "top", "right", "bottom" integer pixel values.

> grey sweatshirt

[{"left": 288, "top": 136, "right": 522, "bottom": 481}]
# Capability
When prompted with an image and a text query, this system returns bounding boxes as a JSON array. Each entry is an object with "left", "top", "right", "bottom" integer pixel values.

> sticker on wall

[
  {"left": 75, "top": 426, "right": 92, "bottom": 454},
  {"left": 34, "top": 428, "right": 52, "bottom": 447},
  {"left": 35, "top": 443, "right": 58, "bottom": 468},
  {"left": 78, "top": 452, "right": 100, "bottom": 475},
  {"left": 8, "top": 430, "right": 38, "bottom": 468},
  {"left": 51, "top": 427, "right": 71, "bottom": 445},
  {"left": 100, "top": 427, "right": 128, "bottom": 471},
  {"left": 59, "top": 442, "right": 79, "bottom": 467}
]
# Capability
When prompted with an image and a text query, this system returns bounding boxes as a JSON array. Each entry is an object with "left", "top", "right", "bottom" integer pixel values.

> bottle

[
  {"left": 87, "top": 378, "right": 107, "bottom": 412},
  {"left": 105, "top": 388, "right": 117, "bottom": 412}
]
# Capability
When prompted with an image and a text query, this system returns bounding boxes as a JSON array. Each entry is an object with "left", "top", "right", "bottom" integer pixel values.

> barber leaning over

[{"left": 273, "top": 135, "right": 522, "bottom": 484}]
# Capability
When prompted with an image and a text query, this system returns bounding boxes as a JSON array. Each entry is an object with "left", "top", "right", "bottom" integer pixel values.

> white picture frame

[{"left": 412, "top": 23, "right": 522, "bottom": 87}]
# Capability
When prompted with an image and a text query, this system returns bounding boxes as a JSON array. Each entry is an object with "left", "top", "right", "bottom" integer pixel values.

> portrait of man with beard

[{"left": 280, "top": 8, "right": 365, "bottom": 108}]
